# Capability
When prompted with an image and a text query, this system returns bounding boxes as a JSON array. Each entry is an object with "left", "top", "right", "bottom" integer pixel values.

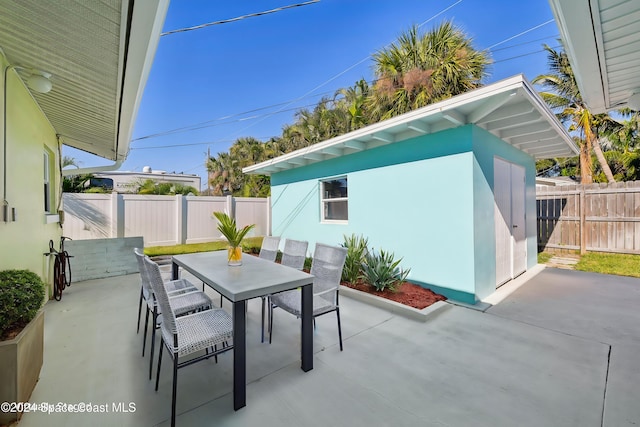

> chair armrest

[{"left": 313, "top": 287, "right": 338, "bottom": 298}]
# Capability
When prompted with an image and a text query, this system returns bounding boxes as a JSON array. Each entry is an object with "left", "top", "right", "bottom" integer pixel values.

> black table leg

[
  {"left": 301, "top": 283, "right": 313, "bottom": 372},
  {"left": 232, "top": 300, "right": 247, "bottom": 410},
  {"left": 171, "top": 262, "right": 179, "bottom": 280}
]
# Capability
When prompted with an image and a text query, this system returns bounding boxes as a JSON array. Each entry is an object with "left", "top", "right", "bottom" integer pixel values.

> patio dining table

[{"left": 171, "top": 251, "right": 314, "bottom": 410}]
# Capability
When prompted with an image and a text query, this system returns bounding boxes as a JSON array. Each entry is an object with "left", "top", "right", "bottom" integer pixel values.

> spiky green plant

[
  {"left": 361, "top": 249, "right": 410, "bottom": 292},
  {"left": 341, "top": 234, "right": 369, "bottom": 283},
  {"left": 213, "top": 211, "right": 255, "bottom": 247}
]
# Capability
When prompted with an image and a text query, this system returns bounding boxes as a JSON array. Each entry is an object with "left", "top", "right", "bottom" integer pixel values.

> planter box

[
  {"left": 0, "top": 310, "right": 44, "bottom": 425},
  {"left": 340, "top": 285, "right": 449, "bottom": 321}
]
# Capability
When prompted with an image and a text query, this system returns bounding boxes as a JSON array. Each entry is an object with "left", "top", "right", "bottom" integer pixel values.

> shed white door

[{"left": 494, "top": 158, "right": 526, "bottom": 287}]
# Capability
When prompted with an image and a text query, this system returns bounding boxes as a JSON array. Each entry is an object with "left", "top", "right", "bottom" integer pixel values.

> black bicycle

[{"left": 45, "top": 237, "right": 73, "bottom": 301}]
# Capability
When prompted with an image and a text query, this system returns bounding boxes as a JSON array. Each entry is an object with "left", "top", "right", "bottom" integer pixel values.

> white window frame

[
  {"left": 320, "top": 176, "right": 348, "bottom": 223},
  {"left": 44, "top": 150, "right": 51, "bottom": 213}
]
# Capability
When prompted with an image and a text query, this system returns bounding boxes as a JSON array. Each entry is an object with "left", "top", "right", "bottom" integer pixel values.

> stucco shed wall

[{"left": 271, "top": 126, "right": 479, "bottom": 302}]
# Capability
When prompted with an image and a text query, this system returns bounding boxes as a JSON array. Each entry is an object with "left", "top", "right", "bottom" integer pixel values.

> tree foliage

[
  {"left": 207, "top": 21, "right": 490, "bottom": 196},
  {"left": 136, "top": 179, "right": 198, "bottom": 195},
  {"left": 368, "top": 22, "right": 490, "bottom": 120},
  {"left": 533, "top": 44, "right": 617, "bottom": 183}
]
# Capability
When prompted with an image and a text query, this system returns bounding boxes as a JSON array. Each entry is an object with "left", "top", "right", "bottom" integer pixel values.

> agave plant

[
  {"left": 213, "top": 211, "right": 255, "bottom": 248},
  {"left": 361, "top": 249, "right": 410, "bottom": 292}
]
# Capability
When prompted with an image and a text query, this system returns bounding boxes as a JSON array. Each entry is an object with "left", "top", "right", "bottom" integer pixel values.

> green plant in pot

[
  {"left": 0, "top": 270, "right": 45, "bottom": 424},
  {"left": 213, "top": 211, "right": 255, "bottom": 266},
  {"left": 0, "top": 270, "right": 45, "bottom": 340}
]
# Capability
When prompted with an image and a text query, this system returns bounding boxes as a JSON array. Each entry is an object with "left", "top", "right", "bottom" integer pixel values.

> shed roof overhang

[
  {"left": 549, "top": 0, "right": 640, "bottom": 114},
  {"left": 244, "top": 74, "right": 578, "bottom": 176},
  {"left": 0, "top": 0, "right": 169, "bottom": 161}
]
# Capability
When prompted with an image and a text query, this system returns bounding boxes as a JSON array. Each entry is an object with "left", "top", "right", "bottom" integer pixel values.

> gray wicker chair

[
  {"left": 135, "top": 248, "right": 198, "bottom": 334},
  {"left": 259, "top": 235, "right": 281, "bottom": 262},
  {"left": 280, "top": 239, "right": 309, "bottom": 270},
  {"left": 261, "top": 239, "right": 308, "bottom": 342},
  {"left": 134, "top": 249, "right": 212, "bottom": 380},
  {"left": 269, "top": 243, "right": 347, "bottom": 350},
  {"left": 145, "top": 256, "right": 233, "bottom": 427}
]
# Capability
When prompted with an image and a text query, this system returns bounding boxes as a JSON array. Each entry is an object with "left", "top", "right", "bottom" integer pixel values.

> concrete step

[{"left": 547, "top": 256, "right": 579, "bottom": 269}]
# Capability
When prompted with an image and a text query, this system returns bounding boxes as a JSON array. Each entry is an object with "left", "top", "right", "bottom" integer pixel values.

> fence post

[
  {"left": 580, "top": 185, "right": 586, "bottom": 255},
  {"left": 176, "top": 194, "right": 186, "bottom": 245},
  {"left": 226, "top": 195, "right": 235, "bottom": 220},
  {"left": 266, "top": 196, "right": 272, "bottom": 236},
  {"left": 111, "top": 192, "right": 124, "bottom": 238}
]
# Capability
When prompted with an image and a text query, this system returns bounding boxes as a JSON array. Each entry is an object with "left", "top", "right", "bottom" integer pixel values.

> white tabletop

[{"left": 173, "top": 251, "right": 313, "bottom": 302}]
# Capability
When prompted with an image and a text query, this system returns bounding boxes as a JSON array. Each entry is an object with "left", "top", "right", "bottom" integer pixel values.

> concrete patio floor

[{"left": 17, "top": 266, "right": 640, "bottom": 426}]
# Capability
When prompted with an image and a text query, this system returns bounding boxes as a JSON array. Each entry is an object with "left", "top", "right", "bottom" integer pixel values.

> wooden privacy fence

[
  {"left": 537, "top": 181, "right": 640, "bottom": 255},
  {"left": 62, "top": 193, "right": 270, "bottom": 247}
]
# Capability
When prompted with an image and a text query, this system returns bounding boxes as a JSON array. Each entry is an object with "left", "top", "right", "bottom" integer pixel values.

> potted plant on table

[
  {"left": 0, "top": 269, "right": 46, "bottom": 425},
  {"left": 213, "top": 211, "right": 255, "bottom": 266}
]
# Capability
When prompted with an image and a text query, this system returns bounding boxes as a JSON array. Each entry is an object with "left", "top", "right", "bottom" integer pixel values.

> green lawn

[
  {"left": 574, "top": 252, "right": 640, "bottom": 278},
  {"left": 144, "top": 236, "right": 264, "bottom": 257},
  {"left": 539, "top": 251, "right": 640, "bottom": 278}
]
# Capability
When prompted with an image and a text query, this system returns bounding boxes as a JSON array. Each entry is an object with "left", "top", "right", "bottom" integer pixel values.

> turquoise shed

[{"left": 244, "top": 75, "right": 578, "bottom": 304}]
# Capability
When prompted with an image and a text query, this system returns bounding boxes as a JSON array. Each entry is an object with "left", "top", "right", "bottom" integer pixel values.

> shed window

[{"left": 321, "top": 177, "right": 348, "bottom": 222}]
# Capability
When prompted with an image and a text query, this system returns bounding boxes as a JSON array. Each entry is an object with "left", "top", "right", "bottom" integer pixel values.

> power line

[
  {"left": 486, "top": 19, "right": 555, "bottom": 50},
  {"left": 493, "top": 44, "right": 561, "bottom": 64},
  {"left": 132, "top": 94, "right": 337, "bottom": 143},
  {"left": 221, "top": 0, "right": 466, "bottom": 141},
  {"left": 135, "top": 7, "right": 560, "bottom": 149},
  {"left": 491, "top": 34, "right": 559, "bottom": 53},
  {"left": 131, "top": 43, "right": 559, "bottom": 151},
  {"left": 161, "top": 1, "right": 320, "bottom": 36}
]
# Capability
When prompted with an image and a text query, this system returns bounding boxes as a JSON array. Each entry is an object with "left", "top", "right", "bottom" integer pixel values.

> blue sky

[{"left": 64, "top": 0, "right": 561, "bottom": 189}]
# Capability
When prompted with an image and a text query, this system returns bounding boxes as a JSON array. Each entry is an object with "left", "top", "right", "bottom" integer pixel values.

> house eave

[
  {"left": 0, "top": 0, "right": 169, "bottom": 162},
  {"left": 548, "top": 0, "right": 640, "bottom": 114}
]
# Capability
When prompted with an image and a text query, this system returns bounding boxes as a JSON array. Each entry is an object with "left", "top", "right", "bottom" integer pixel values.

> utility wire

[
  {"left": 221, "top": 0, "right": 465, "bottom": 142},
  {"left": 486, "top": 19, "right": 555, "bottom": 50},
  {"left": 161, "top": 1, "right": 320, "bottom": 36},
  {"left": 491, "top": 34, "right": 559, "bottom": 52},
  {"left": 132, "top": 39, "right": 558, "bottom": 148},
  {"left": 136, "top": 5, "right": 559, "bottom": 149}
]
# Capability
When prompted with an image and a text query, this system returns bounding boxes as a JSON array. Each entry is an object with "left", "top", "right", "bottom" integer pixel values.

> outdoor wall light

[
  {"left": 26, "top": 71, "right": 52, "bottom": 94},
  {"left": 628, "top": 92, "right": 640, "bottom": 112}
]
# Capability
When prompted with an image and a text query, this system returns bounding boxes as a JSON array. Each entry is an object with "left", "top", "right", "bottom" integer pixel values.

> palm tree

[
  {"left": 368, "top": 21, "right": 491, "bottom": 120},
  {"left": 602, "top": 111, "right": 640, "bottom": 180},
  {"left": 533, "top": 45, "right": 615, "bottom": 184},
  {"left": 62, "top": 156, "right": 80, "bottom": 169},
  {"left": 335, "top": 79, "right": 371, "bottom": 131}
]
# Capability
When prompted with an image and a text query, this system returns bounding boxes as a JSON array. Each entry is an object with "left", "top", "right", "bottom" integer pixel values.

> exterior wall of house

[
  {"left": 471, "top": 126, "right": 537, "bottom": 301},
  {"left": 271, "top": 126, "right": 479, "bottom": 302},
  {"left": 0, "top": 59, "right": 62, "bottom": 294}
]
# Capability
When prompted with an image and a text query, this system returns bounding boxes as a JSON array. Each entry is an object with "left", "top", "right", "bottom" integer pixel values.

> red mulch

[{"left": 341, "top": 279, "right": 446, "bottom": 310}]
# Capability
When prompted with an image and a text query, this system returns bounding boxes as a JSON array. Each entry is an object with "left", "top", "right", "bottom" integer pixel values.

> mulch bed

[{"left": 341, "top": 279, "right": 446, "bottom": 310}]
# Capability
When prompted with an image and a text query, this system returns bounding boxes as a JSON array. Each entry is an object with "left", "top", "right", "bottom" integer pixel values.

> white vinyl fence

[{"left": 62, "top": 193, "right": 270, "bottom": 247}]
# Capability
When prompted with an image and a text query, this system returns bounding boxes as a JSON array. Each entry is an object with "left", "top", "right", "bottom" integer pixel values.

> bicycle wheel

[
  {"left": 53, "top": 257, "right": 62, "bottom": 301},
  {"left": 63, "top": 251, "right": 72, "bottom": 287}
]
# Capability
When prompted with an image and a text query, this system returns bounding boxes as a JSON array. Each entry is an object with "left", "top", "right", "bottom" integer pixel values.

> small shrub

[
  {"left": 303, "top": 256, "right": 313, "bottom": 272},
  {"left": 0, "top": 270, "right": 46, "bottom": 340},
  {"left": 341, "top": 234, "right": 369, "bottom": 283},
  {"left": 361, "top": 249, "right": 410, "bottom": 292}
]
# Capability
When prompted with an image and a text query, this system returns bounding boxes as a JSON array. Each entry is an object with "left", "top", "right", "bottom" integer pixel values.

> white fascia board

[
  {"left": 548, "top": 0, "right": 607, "bottom": 113},
  {"left": 243, "top": 74, "right": 578, "bottom": 174},
  {"left": 115, "top": 0, "right": 170, "bottom": 161}
]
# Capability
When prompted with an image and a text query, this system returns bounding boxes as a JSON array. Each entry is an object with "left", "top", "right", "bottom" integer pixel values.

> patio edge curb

[{"left": 340, "top": 285, "right": 449, "bottom": 321}]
